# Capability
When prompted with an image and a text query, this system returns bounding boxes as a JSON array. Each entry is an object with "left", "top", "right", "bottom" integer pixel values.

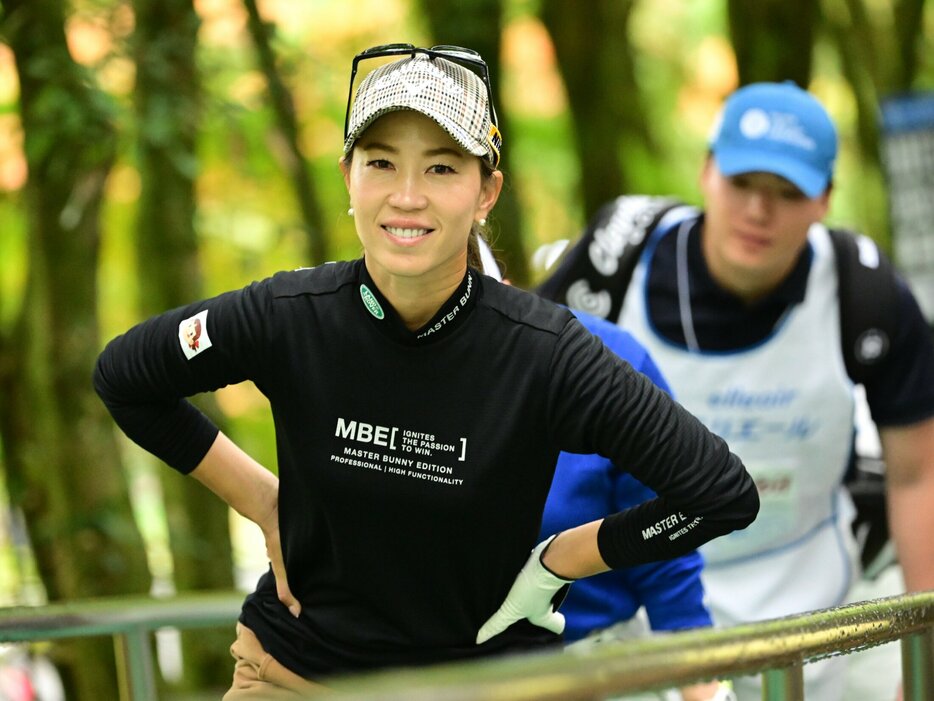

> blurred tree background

[{"left": 0, "top": 0, "right": 929, "bottom": 697}]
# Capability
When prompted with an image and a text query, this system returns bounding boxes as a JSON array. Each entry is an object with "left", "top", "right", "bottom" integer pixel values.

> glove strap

[{"left": 536, "top": 534, "right": 577, "bottom": 583}]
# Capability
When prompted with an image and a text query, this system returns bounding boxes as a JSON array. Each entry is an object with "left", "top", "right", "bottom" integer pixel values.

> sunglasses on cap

[{"left": 343, "top": 43, "right": 502, "bottom": 166}]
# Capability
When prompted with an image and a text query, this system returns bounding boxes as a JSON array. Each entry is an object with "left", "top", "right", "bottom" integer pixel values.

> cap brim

[{"left": 714, "top": 148, "right": 829, "bottom": 198}]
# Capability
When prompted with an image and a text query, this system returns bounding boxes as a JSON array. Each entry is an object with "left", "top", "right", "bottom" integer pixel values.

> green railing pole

[
  {"left": 902, "top": 627, "right": 934, "bottom": 701},
  {"left": 114, "top": 627, "right": 157, "bottom": 701},
  {"left": 761, "top": 663, "right": 804, "bottom": 701}
]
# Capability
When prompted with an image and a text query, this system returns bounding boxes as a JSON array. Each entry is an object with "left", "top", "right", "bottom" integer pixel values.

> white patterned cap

[{"left": 344, "top": 54, "right": 501, "bottom": 166}]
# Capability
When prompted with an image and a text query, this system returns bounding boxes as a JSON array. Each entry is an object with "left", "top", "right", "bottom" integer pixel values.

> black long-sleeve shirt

[{"left": 94, "top": 258, "right": 757, "bottom": 678}]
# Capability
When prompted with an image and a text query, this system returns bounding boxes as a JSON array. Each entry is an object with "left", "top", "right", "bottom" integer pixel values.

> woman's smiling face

[{"left": 341, "top": 110, "right": 501, "bottom": 285}]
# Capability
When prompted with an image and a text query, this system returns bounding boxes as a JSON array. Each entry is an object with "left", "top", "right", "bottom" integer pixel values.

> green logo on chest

[{"left": 359, "top": 284, "right": 385, "bottom": 320}]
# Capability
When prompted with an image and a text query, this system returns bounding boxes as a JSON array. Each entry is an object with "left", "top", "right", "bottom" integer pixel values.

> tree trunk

[
  {"left": 891, "top": 0, "right": 926, "bottom": 91},
  {"left": 132, "top": 0, "right": 237, "bottom": 691},
  {"left": 727, "top": 0, "right": 817, "bottom": 86},
  {"left": 540, "top": 0, "right": 649, "bottom": 221},
  {"left": 242, "top": 0, "right": 329, "bottom": 266},
  {"left": 0, "top": 0, "right": 152, "bottom": 698},
  {"left": 820, "top": 0, "right": 881, "bottom": 165},
  {"left": 415, "top": 0, "right": 531, "bottom": 285},
  {"left": 817, "top": 0, "right": 928, "bottom": 253}
]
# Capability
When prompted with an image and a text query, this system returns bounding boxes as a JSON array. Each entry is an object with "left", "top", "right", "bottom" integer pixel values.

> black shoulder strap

[
  {"left": 536, "top": 196, "right": 689, "bottom": 321},
  {"left": 829, "top": 228, "right": 899, "bottom": 386}
]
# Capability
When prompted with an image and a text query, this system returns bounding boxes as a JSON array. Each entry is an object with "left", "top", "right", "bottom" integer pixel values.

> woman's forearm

[
  {"left": 540, "top": 520, "right": 609, "bottom": 580},
  {"left": 191, "top": 431, "right": 301, "bottom": 616},
  {"left": 189, "top": 431, "right": 280, "bottom": 534}
]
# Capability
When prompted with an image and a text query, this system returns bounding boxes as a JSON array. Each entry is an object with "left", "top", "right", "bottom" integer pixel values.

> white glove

[{"left": 476, "top": 535, "right": 574, "bottom": 644}]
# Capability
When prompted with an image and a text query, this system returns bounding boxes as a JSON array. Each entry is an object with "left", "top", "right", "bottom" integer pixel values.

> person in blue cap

[{"left": 539, "top": 82, "right": 934, "bottom": 701}]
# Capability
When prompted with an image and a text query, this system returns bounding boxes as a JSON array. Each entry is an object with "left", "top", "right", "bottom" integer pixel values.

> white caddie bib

[{"left": 620, "top": 222, "right": 859, "bottom": 625}]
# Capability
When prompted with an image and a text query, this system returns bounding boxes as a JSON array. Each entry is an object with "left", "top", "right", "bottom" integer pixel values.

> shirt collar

[{"left": 356, "top": 259, "right": 479, "bottom": 345}]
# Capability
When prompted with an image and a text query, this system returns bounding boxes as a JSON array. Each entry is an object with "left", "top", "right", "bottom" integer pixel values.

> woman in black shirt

[{"left": 94, "top": 44, "right": 758, "bottom": 698}]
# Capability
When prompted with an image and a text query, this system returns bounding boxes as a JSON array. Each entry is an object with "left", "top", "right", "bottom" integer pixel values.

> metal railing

[
  {"left": 0, "top": 592, "right": 242, "bottom": 700},
  {"left": 0, "top": 590, "right": 931, "bottom": 700}
]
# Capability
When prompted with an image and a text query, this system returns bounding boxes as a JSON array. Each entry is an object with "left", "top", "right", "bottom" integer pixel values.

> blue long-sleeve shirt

[{"left": 540, "top": 310, "right": 712, "bottom": 641}]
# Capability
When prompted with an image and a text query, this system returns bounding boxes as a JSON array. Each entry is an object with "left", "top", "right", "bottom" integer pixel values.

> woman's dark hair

[{"left": 467, "top": 158, "right": 496, "bottom": 269}]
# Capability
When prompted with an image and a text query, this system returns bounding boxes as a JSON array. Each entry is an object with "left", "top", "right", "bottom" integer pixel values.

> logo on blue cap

[{"left": 710, "top": 82, "right": 837, "bottom": 198}]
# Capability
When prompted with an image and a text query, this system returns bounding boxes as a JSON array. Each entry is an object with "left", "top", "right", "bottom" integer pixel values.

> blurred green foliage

[{"left": 0, "top": 0, "right": 931, "bottom": 603}]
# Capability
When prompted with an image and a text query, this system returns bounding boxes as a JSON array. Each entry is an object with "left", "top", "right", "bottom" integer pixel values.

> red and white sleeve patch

[{"left": 178, "top": 310, "right": 212, "bottom": 360}]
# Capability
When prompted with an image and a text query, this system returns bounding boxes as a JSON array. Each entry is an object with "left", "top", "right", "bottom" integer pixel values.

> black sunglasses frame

[{"left": 343, "top": 43, "right": 501, "bottom": 162}]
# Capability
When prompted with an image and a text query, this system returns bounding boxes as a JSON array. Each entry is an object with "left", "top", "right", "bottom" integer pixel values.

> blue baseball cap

[{"left": 709, "top": 82, "right": 837, "bottom": 198}]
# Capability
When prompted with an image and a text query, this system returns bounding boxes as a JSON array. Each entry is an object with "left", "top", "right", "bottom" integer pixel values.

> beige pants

[{"left": 223, "top": 623, "right": 328, "bottom": 699}]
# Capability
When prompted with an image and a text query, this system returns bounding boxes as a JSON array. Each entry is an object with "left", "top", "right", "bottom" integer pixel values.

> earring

[
  {"left": 347, "top": 207, "right": 355, "bottom": 216},
  {"left": 478, "top": 218, "right": 487, "bottom": 227}
]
